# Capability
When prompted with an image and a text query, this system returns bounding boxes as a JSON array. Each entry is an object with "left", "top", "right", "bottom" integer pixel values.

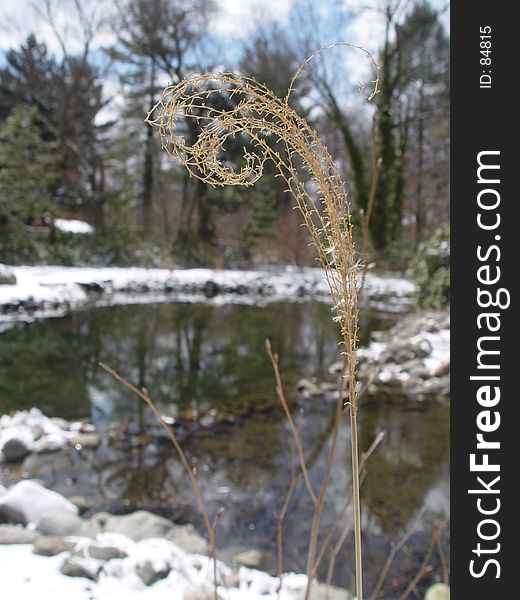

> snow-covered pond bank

[
  {"left": 0, "top": 481, "right": 340, "bottom": 600},
  {"left": 0, "top": 265, "right": 416, "bottom": 324}
]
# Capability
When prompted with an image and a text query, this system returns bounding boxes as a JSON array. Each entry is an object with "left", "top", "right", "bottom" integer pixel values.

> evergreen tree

[
  {"left": 0, "top": 105, "right": 58, "bottom": 261},
  {"left": 0, "top": 35, "right": 109, "bottom": 225}
]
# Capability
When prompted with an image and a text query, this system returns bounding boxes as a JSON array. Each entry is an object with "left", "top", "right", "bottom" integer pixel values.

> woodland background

[{"left": 0, "top": 0, "right": 449, "bottom": 273}]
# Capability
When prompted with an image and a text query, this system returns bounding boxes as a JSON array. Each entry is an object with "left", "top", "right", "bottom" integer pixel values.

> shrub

[{"left": 408, "top": 226, "right": 450, "bottom": 308}]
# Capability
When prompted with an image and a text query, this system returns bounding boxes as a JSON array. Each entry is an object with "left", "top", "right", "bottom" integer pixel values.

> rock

[
  {"left": 434, "top": 362, "right": 450, "bottom": 377},
  {"left": 199, "top": 414, "right": 215, "bottom": 428},
  {"left": 425, "top": 583, "right": 450, "bottom": 600},
  {"left": 232, "top": 548, "right": 266, "bottom": 568},
  {"left": 0, "top": 524, "right": 39, "bottom": 544},
  {"left": 0, "top": 265, "right": 16, "bottom": 285},
  {"left": 51, "top": 417, "right": 70, "bottom": 431},
  {"left": 203, "top": 280, "right": 219, "bottom": 298},
  {"left": 33, "top": 435, "right": 67, "bottom": 453},
  {"left": 33, "top": 536, "right": 77, "bottom": 556},
  {"left": 1, "top": 437, "right": 31, "bottom": 463},
  {"left": 328, "top": 360, "right": 345, "bottom": 375},
  {"left": 0, "top": 480, "right": 78, "bottom": 525},
  {"left": 410, "top": 338, "right": 433, "bottom": 359},
  {"left": 308, "top": 583, "right": 352, "bottom": 600},
  {"left": 79, "top": 544, "right": 127, "bottom": 561},
  {"left": 90, "top": 510, "right": 174, "bottom": 541},
  {"left": 79, "top": 423, "right": 97, "bottom": 434},
  {"left": 69, "top": 495, "right": 90, "bottom": 513},
  {"left": 135, "top": 560, "right": 170, "bottom": 586},
  {"left": 70, "top": 433, "right": 100, "bottom": 449},
  {"left": 61, "top": 555, "right": 102, "bottom": 581},
  {"left": 36, "top": 510, "right": 98, "bottom": 537},
  {"left": 31, "top": 424, "right": 45, "bottom": 440},
  {"left": 296, "top": 378, "right": 323, "bottom": 397},
  {"left": 165, "top": 523, "right": 209, "bottom": 555},
  {"left": 184, "top": 588, "right": 225, "bottom": 600},
  {"left": 344, "top": 312, "right": 449, "bottom": 400}
]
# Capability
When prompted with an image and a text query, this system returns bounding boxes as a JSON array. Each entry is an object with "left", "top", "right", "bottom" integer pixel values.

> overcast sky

[
  {"left": 0, "top": 0, "right": 448, "bottom": 122},
  {"left": 0, "top": 0, "right": 448, "bottom": 54}
]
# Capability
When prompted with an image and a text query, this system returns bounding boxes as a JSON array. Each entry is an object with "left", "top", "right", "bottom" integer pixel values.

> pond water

[{"left": 0, "top": 301, "right": 449, "bottom": 596}]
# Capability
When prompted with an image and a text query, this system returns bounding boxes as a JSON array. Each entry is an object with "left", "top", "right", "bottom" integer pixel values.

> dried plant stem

[
  {"left": 99, "top": 362, "right": 219, "bottom": 600},
  {"left": 369, "top": 508, "right": 426, "bottom": 600},
  {"left": 276, "top": 442, "right": 298, "bottom": 596},
  {"left": 325, "top": 471, "right": 370, "bottom": 591},
  {"left": 315, "top": 431, "right": 384, "bottom": 577},
  {"left": 146, "top": 50, "right": 380, "bottom": 599},
  {"left": 266, "top": 340, "right": 317, "bottom": 504},
  {"left": 398, "top": 518, "right": 448, "bottom": 600},
  {"left": 325, "top": 512, "right": 354, "bottom": 592},
  {"left": 349, "top": 408, "right": 363, "bottom": 600},
  {"left": 304, "top": 361, "right": 348, "bottom": 599},
  {"left": 437, "top": 528, "right": 450, "bottom": 585}
]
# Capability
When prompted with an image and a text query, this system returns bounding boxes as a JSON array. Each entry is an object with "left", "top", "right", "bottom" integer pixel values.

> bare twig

[
  {"left": 266, "top": 340, "right": 317, "bottom": 504},
  {"left": 99, "top": 362, "right": 220, "bottom": 600},
  {"left": 312, "top": 430, "right": 385, "bottom": 580},
  {"left": 370, "top": 508, "right": 426, "bottom": 600},
  {"left": 436, "top": 526, "right": 450, "bottom": 586},
  {"left": 398, "top": 518, "right": 449, "bottom": 600},
  {"left": 276, "top": 439, "right": 298, "bottom": 597}
]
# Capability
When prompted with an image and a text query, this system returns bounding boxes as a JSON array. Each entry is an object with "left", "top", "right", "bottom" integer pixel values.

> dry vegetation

[{"left": 143, "top": 46, "right": 379, "bottom": 600}]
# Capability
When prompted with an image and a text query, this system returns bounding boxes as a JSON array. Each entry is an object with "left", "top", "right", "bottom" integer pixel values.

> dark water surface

[{"left": 0, "top": 302, "right": 449, "bottom": 596}]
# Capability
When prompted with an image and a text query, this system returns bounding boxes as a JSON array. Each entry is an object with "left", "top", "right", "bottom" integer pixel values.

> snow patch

[
  {"left": 0, "top": 265, "right": 415, "bottom": 323},
  {"left": 54, "top": 219, "right": 95, "bottom": 234}
]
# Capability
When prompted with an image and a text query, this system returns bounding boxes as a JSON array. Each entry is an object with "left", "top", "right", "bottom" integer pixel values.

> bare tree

[{"left": 112, "top": 0, "right": 216, "bottom": 232}]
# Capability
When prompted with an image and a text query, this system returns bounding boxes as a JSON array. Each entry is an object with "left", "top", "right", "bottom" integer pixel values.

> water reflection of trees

[
  {"left": 0, "top": 319, "right": 91, "bottom": 417},
  {"left": 2, "top": 302, "right": 449, "bottom": 591},
  {"left": 1, "top": 302, "right": 343, "bottom": 418},
  {"left": 359, "top": 400, "right": 450, "bottom": 534}
]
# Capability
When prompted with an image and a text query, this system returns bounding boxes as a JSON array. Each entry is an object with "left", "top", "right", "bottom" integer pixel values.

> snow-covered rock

[
  {"left": 91, "top": 511, "right": 177, "bottom": 542},
  {"left": 61, "top": 555, "right": 103, "bottom": 581},
  {"left": 0, "top": 264, "right": 16, "bottom": 285},
  {"left": 0, "top": 524, "right": 39, "bottom": 544},
  {"left": 355, "top": 312, "right": 450, "bottom": 400},
  {"left": 1, "top": 437, "right": 31, "bottom": 462},
  {"left": 0, "top": 525, "right": 349, "bottom": 600},
  {"left": 35, "top": 510, "right": 94, "bottom": 537},
  {"left": 0, "top": 473, "right": 353, "bottom": 600},
  {"left": 0, "top": 480, "right": 78, "bottom": 525},
  {"left": 0, "top": 408, "right": 96, "bottom": 462},
  {"left": 33, "top": 536, "right": 77, "bottom": 556}
]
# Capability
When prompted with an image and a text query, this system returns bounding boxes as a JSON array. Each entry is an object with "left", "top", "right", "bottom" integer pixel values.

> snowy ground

[
  {"left": 0, "top": 265, "right": 416, "bottom": 323},
  {"left": 0, "top": 539, "right": 313, "bottom": 600},
  {"left": 0, "top": 475, "right": 345, "bottom": 600}
]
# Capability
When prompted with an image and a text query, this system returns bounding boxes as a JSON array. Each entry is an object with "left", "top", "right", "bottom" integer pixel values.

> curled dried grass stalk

[{"left": 146, "top": 46, "right": 379, "bottom": 600}]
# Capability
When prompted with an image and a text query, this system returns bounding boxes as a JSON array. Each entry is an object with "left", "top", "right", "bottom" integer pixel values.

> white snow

[
  {"left": 0, "top": 265, "right": 416, "bottom": 323},
  {"left": 54, "top": 219, "right": 95, "bottom": 234},
  {"left": 0, "top": 480, "right": 78, "bottom": 525},
  {"left": 0, "top": 535, "right": 311, "bottom": 600},
  {"left": 357, "top": 315, "right": 450, "bottom": 398},
  {"left": 0, "top": 408, "right": 76, "bottom": 461},
  {"left": 413, "top": 328, "right": 451, "bottom": 375}
]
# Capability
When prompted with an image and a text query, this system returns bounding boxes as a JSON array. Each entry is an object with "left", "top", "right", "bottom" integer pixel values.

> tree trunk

[{"left": 142, "top": 59, "right": 156, "bottom": 229}]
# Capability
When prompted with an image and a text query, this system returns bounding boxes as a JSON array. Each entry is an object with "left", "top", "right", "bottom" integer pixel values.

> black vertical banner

[{"left": 451, "top": 2, "right": 514, "bottom": 598}]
